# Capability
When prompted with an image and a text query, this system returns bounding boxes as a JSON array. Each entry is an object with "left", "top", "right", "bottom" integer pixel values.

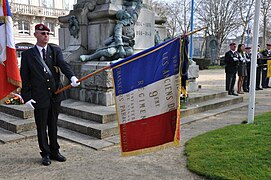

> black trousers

[
  {"left": 256, "top": 66, "right": 262, "bottom": 88},
  {"left": 262, "top": 66, "right": 270, "bottom": 87},
  {"left": 226, "top": 71, "right": 237, "bottom": 93},
  {"left": 243, "top": 66, "right": 250, "bottom": 90},
  {"left": 34, "top": 101, "right": 61, "bottom": 157}
]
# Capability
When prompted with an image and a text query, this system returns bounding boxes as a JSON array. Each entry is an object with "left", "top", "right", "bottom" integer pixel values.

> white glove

[
  {"left": 70, "top": 76, "right": 80, "bottom": 87},
  {"left": 233, "top": 57, "right": 239, "bottom": 61},
  {"left": 25, "top": 99, "right": 36, "bottom": 109}
]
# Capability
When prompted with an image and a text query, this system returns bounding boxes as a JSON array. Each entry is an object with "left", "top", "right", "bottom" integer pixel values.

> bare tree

[
  {"left": 196, "top": 0, "right": 240, "bottom": 49},
  {"left": 261, "top": 0, "right": 271, "bottom": 46},
  {"left": 237, "top": 0, "right": 255, "bottom": 44},
  {"left": 151, "top": 0, "right": 192, "bottom": 38}
]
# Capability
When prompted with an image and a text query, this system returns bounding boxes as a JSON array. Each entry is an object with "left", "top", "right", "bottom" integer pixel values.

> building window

[
  {"left": 64, "top": 0, "right": 76, "bottom": 10},
  {"left": 18, "top": 21, "right": 30, "bottom": 35},
  {"left": 45, "top": 22, "right": 55, "bottom": 36},
  {"left": 40, "top": 0, "right": 54, "bottom": 8},
  {"left": 14, "top": 0, "right": 29, "bottom": 4}
]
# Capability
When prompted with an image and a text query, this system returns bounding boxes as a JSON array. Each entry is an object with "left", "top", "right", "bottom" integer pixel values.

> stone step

[
  {"left": 181, "top": 95, "right": 243, "bottom": 117},
  {"left": 58, "top": 113, "right": 118, "bottom": 139},
  {"left": 58, "top": 127, "right": 119, "bottom": 150},
  {"left": 187, "top": 89, "right": 228, "bottom": 104},
  {"left": 0, "top": 112, "right": 36, "bottom": 133},
  {"left": 0, "top": 104, "right": 34, "bottom": 119},
  {"left": 60, "top": 99, "right": 116, "bottom": 124},
  {"left": 181, "top": 102, "right": 248, "bottom": 125},
  {"left": 0, "top": 127, "right": 26, "bottom": 143}
]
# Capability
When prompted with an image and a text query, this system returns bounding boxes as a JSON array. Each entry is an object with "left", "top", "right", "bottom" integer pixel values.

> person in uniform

[
  {"left": 20, "top": 24, "right": 80, "bottom": 166},
  {"left": 256, "top": 46, "right": 263, "bottom": 90},
  {"left": 236, "top": 44, "right": 247, "bottom": 94},
  {"left": 243, "top": 46, "right": 251, "bottom": 92},
  {"left": 224, "top": 42, "right": 239, "bottom": 96},
  {"left": 260, "top": 43, "right": 271, "bottom": 88}
]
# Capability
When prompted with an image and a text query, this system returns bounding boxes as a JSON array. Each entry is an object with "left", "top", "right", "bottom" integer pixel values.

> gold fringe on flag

[
  {"left": 8, "top": 77, "right": 22, "bottom": 88},
  {"left": 267, "top": 60, "right": 271, "bottom": 78}
]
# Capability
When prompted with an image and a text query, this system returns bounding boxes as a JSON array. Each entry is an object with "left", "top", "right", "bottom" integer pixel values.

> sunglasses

[{"left": 39, "top": 32, "right": 50, "bottom": 35}]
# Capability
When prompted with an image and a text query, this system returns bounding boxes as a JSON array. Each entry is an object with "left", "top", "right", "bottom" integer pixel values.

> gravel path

[{"left": 1, "top": 69, "right": 270, "bottom": 180}]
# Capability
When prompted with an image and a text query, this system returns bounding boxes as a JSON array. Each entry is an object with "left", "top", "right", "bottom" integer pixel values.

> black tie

[{"left": 42, "top": 48, "right": 46, "bottom": 61}]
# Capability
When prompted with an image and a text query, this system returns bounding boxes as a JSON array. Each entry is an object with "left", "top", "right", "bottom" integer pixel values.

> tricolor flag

[
  {"left": 111, "top": 38, "right": 181, "bottom": 156},
  {"left": 0, "top": 0, "right": 21, "bottom": 100}
]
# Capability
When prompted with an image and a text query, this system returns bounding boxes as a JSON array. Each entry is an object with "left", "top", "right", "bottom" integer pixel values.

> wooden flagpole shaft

[
  {"left": 175, "top": 26, "right": 208, "bottom": 38},
  {"left": 54, "top": 65, "right": 111, "bottom": 95}
]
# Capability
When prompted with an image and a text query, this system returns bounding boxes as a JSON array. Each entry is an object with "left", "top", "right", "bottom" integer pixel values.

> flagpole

[
  {"left": 189, "top": 0, "right": 195, "bottom": 61},
  {"left": 248, "top": 0, "right": 261, "bottom": 124}
]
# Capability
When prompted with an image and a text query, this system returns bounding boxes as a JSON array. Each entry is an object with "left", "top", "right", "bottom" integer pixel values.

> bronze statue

[{"left": 80, "top": 0, "right": 143, "bottom": 61}]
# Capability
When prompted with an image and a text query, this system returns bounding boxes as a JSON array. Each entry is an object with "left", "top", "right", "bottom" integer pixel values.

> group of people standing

[{"left": 225, "top": 42, "right": 271, "bottom": 96}]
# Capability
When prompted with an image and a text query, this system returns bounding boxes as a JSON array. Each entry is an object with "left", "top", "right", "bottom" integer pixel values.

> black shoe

[
  {"left": 244, "top": 89, "right": 249, "bottom": 92},
  {"left": 256, "top": 87, "right": 263, "bottom": 90},
  {"left": 42, "top": 155, "right": 51, "bottom": 166},
  {"left": 232, "top": 93, "right": 239, "bottom": 96},
  {"left": 267, "top": 86, "right": 271, "bottom": 88},
  {"left": 228, "top": 91, "right": 232, "bottom": 95},
  {"left": 50, "top": 153, "right": 66, "bottom": 162}
]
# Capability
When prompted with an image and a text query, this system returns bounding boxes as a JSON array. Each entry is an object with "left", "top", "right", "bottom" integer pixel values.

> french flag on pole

[
  {"left": 0, "top": 0, "right": 21, "bottom": 100},
  {"left": 111, "top": 38, "right": 181, "bottom": 156}
]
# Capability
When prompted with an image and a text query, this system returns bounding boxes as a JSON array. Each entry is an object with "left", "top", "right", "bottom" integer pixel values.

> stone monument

[
  {"left": 58, "top": 0, "right": 163, "bottom": 106},
  {"left": 58, "top": 0, "right": 198, "bottom": 105},
  {"left": 205, "top": 35, "right": 220, "bottom": 65}
]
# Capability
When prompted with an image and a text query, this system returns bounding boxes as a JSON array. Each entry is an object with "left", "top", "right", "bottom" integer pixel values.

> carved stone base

[{"left": 69, "top": 61, "right": 115, "bottom": 106}]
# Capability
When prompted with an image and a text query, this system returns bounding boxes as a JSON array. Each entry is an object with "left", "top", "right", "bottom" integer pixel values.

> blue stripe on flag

[
  {"left": 5, "top": 0, "right": 12, "bottom": 16},
  {"left": 111, "top": 38, "right": 180, "bottom": 96}
]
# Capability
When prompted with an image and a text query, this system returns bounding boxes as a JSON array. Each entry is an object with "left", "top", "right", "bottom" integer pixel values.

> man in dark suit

[
  {"left": 224, "top": 42, "right": 239, "bottom": 96},
  {"left": 20, "top": 24, "right": 80, "bottom": 166},
  {"left": 260, "top": 44, "right": 271, "bottom": 88}
]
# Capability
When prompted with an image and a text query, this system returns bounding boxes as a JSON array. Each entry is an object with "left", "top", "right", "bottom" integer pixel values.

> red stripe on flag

[
  {"left": 0, "top": 63, "right": 17, "bottom": 100},
  {"left": 6, "top": 47, "right": 21, "bottom": 83},
  {"left": 2, "top": 0, "right": 8, "bottom": 16},
  {"left": 0, "top": 48, "right": 21, "bottom": 100},
  {"left": 120, "top": 110, "right": 179, "bottom": 152}
]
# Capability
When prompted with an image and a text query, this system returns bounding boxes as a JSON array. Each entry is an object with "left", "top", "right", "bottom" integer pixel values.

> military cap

[
  {"left": 266, "top": 43, "right": 271, "bottom": 46},
  {"left": 229, "top": 42, "right": 236, "bottom": 46},
  {"left": 245, "top": 47, "right": 251, "bottom": 49},
  {"left": 35, "top": 23, "right": 50, "bottom": 32}
]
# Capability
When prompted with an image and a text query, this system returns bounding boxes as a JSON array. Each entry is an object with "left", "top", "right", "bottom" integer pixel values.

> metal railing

[{"left": 10, "top": 3, "right": 69, "bottom": 18}]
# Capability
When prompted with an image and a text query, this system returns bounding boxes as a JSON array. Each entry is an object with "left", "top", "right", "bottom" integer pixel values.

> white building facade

[{"left": 9, "top": 0, "right": 76, "bottom": 61}]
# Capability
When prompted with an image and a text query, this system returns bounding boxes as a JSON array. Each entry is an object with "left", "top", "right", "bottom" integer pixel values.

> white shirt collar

[{"left": 36, "top": 44, "right": 48, "bottom": 58}]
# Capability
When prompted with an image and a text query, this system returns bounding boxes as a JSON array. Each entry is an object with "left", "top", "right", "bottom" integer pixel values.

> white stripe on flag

[
  {"left": 0, "top": 24, "right": 6, "bottom": 63},
  {"left": 116, "top": 74, "right": 180, "bottom": 124},
  {"left": 6, "top": 16, "right": 15, "bottom": 49}
]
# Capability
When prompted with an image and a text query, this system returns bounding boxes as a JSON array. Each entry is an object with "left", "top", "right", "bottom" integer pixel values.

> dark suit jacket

[
  {"left": 224, "top": 50, "right": 239, "bottom": 74},
  {"left": 20, "top": 44, "right": 75, "bottom": 109}
]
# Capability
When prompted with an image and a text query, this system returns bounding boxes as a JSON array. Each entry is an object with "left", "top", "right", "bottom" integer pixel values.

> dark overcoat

[
  {"left": 224, "top": 50, "right": 239, "bottom": 74},
  {"left": 20, "top": 44, "right": 74, "bottom": 109}
]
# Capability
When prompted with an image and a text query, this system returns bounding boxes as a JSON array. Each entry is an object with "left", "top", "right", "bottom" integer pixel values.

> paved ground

[{"left": 1, "top": 69, "right": 271, "bottom": 180}]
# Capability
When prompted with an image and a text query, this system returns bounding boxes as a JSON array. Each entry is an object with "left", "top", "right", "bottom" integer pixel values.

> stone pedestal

[
  {"left": 187, "top": 62, "right": 199, "bottom": 92},
  {"left": 69, "top": 61, "right": 115, "bottom": 106},
  {"left": 58, "top": 0, "right": 199, "bottom": 105}
]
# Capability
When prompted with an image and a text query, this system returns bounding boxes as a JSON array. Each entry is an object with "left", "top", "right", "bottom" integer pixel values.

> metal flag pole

[
  {"left": 248, "top": 0, "right": 261, "bottom": 124},
  {"left": 189, "top": 0, "right": 195, "bottom": 61}
]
